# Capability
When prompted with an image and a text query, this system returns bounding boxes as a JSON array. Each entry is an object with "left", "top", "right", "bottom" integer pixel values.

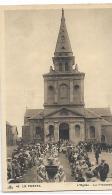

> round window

[
  {"left": 74, "top": 85, "right": 79, "bottom": 90},
  {"left": 49, "top": 86, "right": 54, "bottom": 91}
]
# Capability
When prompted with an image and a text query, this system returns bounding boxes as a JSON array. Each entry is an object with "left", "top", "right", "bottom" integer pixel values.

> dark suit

[
  {"left": 98, "top": 163, "right": 109, "bottom": 181},
  {"left": 95, "top": 150, "right": 100, "bottom": 164}
]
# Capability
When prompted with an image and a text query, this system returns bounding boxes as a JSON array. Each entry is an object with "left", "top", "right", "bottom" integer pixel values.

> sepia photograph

[{"left": 1, "top": 4, "right": 112, "bottom": 191}]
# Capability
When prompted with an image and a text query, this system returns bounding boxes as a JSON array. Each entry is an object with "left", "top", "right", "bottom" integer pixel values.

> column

[
  {"left": 44, "top": 122, "right": 49, "bottom": 143},
  {"left": 54, "top": 122, "right": 59, "bottom": 142},
  {"left": 44, "top": 80, "right": 47, "bottom": 104},
  {"left": 80, "top": 123, "right": 85, "bottom": 141},
  {"left": 69, "top": 123, "right": 75, "bottom": 143},
  {"left": 54, "top": 81, "right": 58, "bottom": 103},
  {"left": 80, "top": 80, "right": 84, "bottom": 103},
  {"left": 96, "top": 120, "right": 101, "bottom": 142},
  {"left": 70, "top": 80, "right": 73, "bottom": 103}
]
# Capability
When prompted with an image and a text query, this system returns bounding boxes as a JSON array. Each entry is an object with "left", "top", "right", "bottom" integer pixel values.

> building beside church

[
  {"left": 6, "top": 121, "right": 18, "bottom": 146},
  {"left": 22, "top": 9, "right": 112, "bottom": 145}
]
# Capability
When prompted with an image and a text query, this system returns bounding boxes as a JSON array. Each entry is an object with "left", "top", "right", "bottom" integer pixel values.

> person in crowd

[
  {"left": 76, "top": 172, "right": 85, "bottom": 182},
  {"left": 97, "top": 159, "right": 109, "bottom": 181},
  {"left": 54, "top": 169, "right": 60, "bottom": 182},
  {"left": 95, "top": 148, "right": 100, "bottom": 164},
  {"left": 58, "top": 165, "right": 66, "bottom": 182},
  {"left": 7, "top": 158, "right": 12, "bottom": 180},
  {"left": 11, "top": 158, "right": 19, "bottom": 179},
  {"left": 37, "top": 164, "right": 49, "bottom": 182},
  {"left": 54, "top": 165, "right": 66, "bottom": 182},
  {"left": 80, "top": 160, "right": 88, "bottom": 178}
]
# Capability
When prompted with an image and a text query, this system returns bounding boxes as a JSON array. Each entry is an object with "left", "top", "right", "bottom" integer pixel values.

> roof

[
  {"left": 87, "top": 108, "right": 112, "bottom": 117},
  {"left": 25, "top": 109, "right": 44, "bottom": 120},
  {"left": 25, "top": 109, "right": 43, "bottom": 118},
  {"left": 85, "top": 109, "right": 101, "bottom": 119},
  {"left": 101, "top": 119, "right": 112, "bottom": 126},
  {"left": 45, "top": 107, "right": 85, "bottom": 118},
  {"left": 24, "top": 107, "right": 112, "bottom": 121}
]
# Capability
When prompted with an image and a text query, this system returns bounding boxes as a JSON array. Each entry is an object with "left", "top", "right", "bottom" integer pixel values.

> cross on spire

[{"left": 62, "top": 8, "right": 64, "bottom": 19}]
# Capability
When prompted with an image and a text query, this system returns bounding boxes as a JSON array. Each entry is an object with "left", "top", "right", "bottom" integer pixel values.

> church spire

[
  {"left": 54, "top": 8, "right": 73, "bottom": 55},
  {"left": 62, "top": 8, "right": 64, "bottom": 18},
  {"left": 53, "top": 9, "right": 75, "bottom": 72}
]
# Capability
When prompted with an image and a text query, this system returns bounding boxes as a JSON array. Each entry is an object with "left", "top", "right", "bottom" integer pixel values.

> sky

[{"left": 5, "top": 6, "right": 112, "bottom": 136}]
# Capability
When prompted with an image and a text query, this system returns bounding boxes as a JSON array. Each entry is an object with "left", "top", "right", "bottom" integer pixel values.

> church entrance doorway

[
  {"left": 59, "top": 123, "right": 69, "bottom": 141},
  {"left": 101, "top": 135, "right": 106, "bottom": 143}
]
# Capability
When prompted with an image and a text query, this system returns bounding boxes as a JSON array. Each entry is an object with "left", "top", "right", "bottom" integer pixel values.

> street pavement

[{"left": 58, "top": 153, "right": 74, "bottom": 182}]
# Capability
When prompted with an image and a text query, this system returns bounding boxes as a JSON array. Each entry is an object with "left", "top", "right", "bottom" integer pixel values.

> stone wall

[
  {"left": 101, "top": 126, "right": 112, "bottom": 144},
  {"left": 22, "top": 119, "right": 44, "bottom": 144},
  {"left": 22, "top": 125, "right": 31, "bottom": 143},
  {"left": 85, "top": 119, "right": 101, "bottom": 142},
  {"left": 44, "top": 117, "right": 85, "bottom": 144}
]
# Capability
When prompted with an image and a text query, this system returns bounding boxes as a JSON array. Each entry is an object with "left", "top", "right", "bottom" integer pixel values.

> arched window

[
  {"left": 59, "top": 84, "right": 69, "bottom": 104},
  {"left": 49, "top": 125, "right": 54, "bottom": 136},
  {"left": 59, "top": 122, "right": 69, "bottom": 140},
  {"left": 60, "top": 84, "right": 68, "bottom": 98},
  {"left": 59, "top": 63, "right": 62, "bottom": 71},
  {"left": 74, "top": 84, "right": 80, "bottom": 103},
  {"left": 90, "top": 126, "right": 95, "bottom": 139},
  {"left": 48, "top": 85, "right": 54, "bottom": 103},
  {"left": 65, "top": 63, "right": 69, "bottom": 71},
  {"left": 101, "top": 135, "right": 105, "bottom": 143},
  {"left": 35, "top": 127, "right": 41, "bottom": 138},
  {"left": 75, "top": 125, "right": 80, "bottom": 138}
]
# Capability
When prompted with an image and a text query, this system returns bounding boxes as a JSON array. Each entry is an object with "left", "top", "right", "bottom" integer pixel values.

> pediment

[{"left": 45, "top": 108, "right": 84, "bottom": 118}]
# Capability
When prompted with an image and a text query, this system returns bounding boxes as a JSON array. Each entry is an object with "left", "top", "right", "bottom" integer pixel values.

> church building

[{"left": 22, "top": 9, "right": 112, "bottom": 144}]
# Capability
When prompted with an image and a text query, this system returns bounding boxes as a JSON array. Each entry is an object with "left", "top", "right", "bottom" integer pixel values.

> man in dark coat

[
  {"left": 98, "top": 160, "right": 109, "bottom": 181},
  {"left": 95, "top": 148, "right": 100, "bottom": 164}
]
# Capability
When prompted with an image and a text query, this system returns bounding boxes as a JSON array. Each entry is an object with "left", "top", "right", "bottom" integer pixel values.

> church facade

[{"left": 22, "top": 9, "right": 112, "bottom": 145}]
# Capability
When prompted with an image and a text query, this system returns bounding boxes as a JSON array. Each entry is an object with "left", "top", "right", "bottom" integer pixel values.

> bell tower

[
  {"left": 53, "top": 9, "right": 75, "bottom": 72},
  {"left": 43, "top": 9, "right": 85, "bottom": 115}
]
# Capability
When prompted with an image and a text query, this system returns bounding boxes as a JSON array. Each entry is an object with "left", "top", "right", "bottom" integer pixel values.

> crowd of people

[
  {"left": 85, "top": 142, "right": 112, "bottom": 153},
  {"left": 7, "top": 142, "right": 66, "bottom": 183},
  {"left": 65, "top": 141, "right": 110, "bottom": 182},
  {"left": 7, "top": 140, "right": 111, "bottom": 183}
]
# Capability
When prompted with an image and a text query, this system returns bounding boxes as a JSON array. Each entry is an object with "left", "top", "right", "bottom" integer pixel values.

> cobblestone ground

[
  {"left": 22, "top": 152, "right": 112, "bottom": 183},
  {"left": 58, "top": 153, "right": 74, "bottom": 182}
]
